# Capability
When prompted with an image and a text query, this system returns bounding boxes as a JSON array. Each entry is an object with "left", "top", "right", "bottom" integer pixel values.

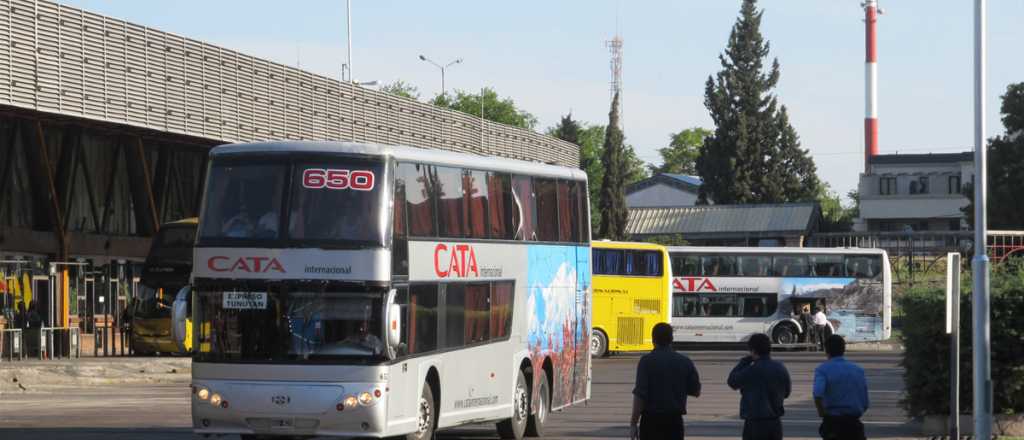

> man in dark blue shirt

[
  {"left": 814, "top": 334, "right": 869, "bottom": 440},
  {"left": 728, "top": 333, "right": 792, "bottom": 440},
  {"left": 630, "top": 322, "right": 701, "bottom": 440}
]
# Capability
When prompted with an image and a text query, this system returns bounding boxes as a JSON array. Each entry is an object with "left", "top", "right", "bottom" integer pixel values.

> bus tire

[
  {"left": 525, "top": 372, "right": 549, "bottom": 437},
  {"left": 496, "top": 369, "right": 529, "bottom": 439},
  {"left": 590, "top": 329, "right": 608, "bottom": 358},
  {"left": 772, "top": 323, "right": 798, "bottom": 345},
  {"left": 407, "top": 383, "right": 436, "bottom": 440}
]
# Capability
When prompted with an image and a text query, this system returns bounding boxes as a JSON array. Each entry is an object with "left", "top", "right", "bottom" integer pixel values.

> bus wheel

[
  {"left": 409, "top": 384, "right": 436, "bottom": 440},
  {"left": 590, "top": 329, "right": 608, "bottom": 358},
  {"left": 525, "top": 372, "right": 549, "bottom": 437},
  {"left": 496, "top": 369, "right": 528, "bottom": 439},
  {"left": 772, "top": 323, "right": 797, "bottom": 345}
]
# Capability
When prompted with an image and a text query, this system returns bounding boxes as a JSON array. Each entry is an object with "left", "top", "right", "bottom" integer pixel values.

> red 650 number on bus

[{"left": 302, "top": 169, "right": 375, "bottom": 191}]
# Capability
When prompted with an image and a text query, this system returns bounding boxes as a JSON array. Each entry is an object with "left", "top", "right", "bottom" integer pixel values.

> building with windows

[
  {"left": 625, "top": 173, "right": 704, "bottom": 208},
  {"left": 854, "top": 152, "right": 974, "bottom": 232}
]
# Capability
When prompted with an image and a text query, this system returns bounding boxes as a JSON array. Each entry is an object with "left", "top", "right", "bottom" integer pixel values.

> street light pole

[
  {"left": 971, "top": 0, "right": 992, "bottom": 439},
  {"left": 418, "top": 54, "right": 462, "bottom": 99},
  {"left": 346, "top": 0, "right": 353, "bottom": 83},
  {"left": 419, "top": 54, "right": 462, "bottom": 146}
]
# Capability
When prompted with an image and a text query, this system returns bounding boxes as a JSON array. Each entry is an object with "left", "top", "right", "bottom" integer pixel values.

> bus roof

[
  {"left": 209, "top": 141, "right": 588, "bottom": 181},
  {"left": 592, "top": 240, "right": 667, "bottom": 251},
  {"left": 665, "top": 246, "right": 887, "bottom": 256}
]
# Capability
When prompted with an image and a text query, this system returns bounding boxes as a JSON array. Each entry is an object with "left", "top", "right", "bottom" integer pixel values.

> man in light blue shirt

[{"left": 813, "top": 334, "right": 869, "bottom": 440}]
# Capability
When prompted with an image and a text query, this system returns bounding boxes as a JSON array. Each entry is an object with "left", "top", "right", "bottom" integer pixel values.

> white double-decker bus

[
  {"left": 184, "top": 141, "right": 592, "bottom": 439},
  {"left": 667, "top": 247, "right": 891, "bottom": 344}
]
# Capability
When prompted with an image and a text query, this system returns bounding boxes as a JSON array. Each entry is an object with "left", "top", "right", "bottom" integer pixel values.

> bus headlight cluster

[
  {"left": 193, "top": 385, "right": 229, "bottom": 409},
  {"left": 337, "top": 389, "right": 382, "bottom": 411}
]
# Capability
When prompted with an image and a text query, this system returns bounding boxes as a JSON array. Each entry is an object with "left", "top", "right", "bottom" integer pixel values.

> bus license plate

[{"left": 270, "top": 418, "right": 294, "bottom": 429}]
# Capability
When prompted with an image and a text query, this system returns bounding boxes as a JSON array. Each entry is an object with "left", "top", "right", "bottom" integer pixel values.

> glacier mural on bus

[
  {"left": 526, "top": 245, "right": 590, "bottom": 408},
  {"left": 780, "top": 277, "right": 884, "bottom": 342}
]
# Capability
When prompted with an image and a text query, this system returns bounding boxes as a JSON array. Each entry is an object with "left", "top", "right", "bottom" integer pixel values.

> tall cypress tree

[
  {"left": 696, "top": 0, "right": 819, "bottom": 204},
  {"left": 598, "top": 93, "right": 628, "bottom": 240}
]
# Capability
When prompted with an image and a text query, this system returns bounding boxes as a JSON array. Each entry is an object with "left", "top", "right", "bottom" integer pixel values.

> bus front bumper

[{"left": 191, "top": 380, "right": 390, "bottom": 438}]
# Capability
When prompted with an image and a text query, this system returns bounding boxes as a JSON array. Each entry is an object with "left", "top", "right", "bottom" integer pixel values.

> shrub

[{"left": 899, "top": 263, "right": 1024, "bottom": 417}]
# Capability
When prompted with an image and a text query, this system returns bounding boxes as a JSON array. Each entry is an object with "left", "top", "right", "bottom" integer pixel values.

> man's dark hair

[
  {"left": 825, "top": 334, "right": 846, "bottom": 358},
  {"left": 748, "top": 333, "right": 771, "bottom": 357},
  {"left": 652, "top": 322, "right": 673, "bottom": 346}
]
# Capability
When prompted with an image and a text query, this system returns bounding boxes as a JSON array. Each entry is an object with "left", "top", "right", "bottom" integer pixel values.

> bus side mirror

[
  {"left": 387, "top": 303, "right": 402, "bottom": 348},
  {"left": 171, "top": 286, "right": 190, "bottom": 354}
]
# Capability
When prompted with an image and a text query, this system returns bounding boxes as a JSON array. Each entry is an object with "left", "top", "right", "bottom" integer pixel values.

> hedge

[{"left": 899, "top": 265, "right": 1024, "bottom": 417}]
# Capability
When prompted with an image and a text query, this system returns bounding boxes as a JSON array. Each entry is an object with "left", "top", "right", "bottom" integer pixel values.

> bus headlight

[
  {"left": 210, "top": 393, "right": 222, "bottom": 407},
  {"left": 358, "top": 391, "right": 374, "bottom": 406},
  {"left": 344, "top": 396, "right": 359, "bottom": 408},
  {"left": 197, "top": 388, "right": 210, "bottom": 401}
]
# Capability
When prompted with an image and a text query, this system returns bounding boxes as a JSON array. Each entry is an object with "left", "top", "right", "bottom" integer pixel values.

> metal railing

[
  {"left": 0, "top": 0, "right": 578, "bottom": 167},
  {"left": 1, "top": 328, "right": 24, "bottom": 361}
]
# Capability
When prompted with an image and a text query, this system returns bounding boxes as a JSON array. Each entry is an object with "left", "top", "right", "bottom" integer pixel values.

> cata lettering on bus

[
  {"left": 207, "top": 256, "right": 286, "bottom": 274},
  {"left": 433, "top": 243, "right": 479, "bottom": 278},
  {"left": 672, "top": 277, "right": 717, "bottom": 293}
]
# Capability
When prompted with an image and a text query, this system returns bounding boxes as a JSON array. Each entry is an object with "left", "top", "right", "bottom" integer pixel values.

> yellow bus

[
  {"left": 132, "top": 217, "right": 197, "bottom": 355},
  {"left": 590, "top": 241, "right": 671, "bottom": 357}
]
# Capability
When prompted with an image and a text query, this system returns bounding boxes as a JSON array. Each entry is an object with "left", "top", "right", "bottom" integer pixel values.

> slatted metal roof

[
  {"left": 0, "top": 0, "right": 578, "bottom": 167},
  {"left": 626, "top": 203, "right": 820, "bottom": 238}
]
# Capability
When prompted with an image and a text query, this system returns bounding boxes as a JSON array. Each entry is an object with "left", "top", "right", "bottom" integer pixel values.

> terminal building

[{"left": 0, "top": 0, "right": 577, "bottom": 332}]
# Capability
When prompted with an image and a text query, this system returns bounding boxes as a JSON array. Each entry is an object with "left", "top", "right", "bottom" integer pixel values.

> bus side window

[
  {"left": 809, "top": 255, "right": 843, "bottom": 277},
  {"left": 534, "top": 178, "right": 559, "bottom": 242},
  {"left": 572, "top": 181, "right": 589, "bottom": 243},
  {"left": 398, "top": 163, "right": 437, "bottom": 237},
  {"left": 490, "top": 281, "right": 514, "bottom": 339},
  {"left": 437, "top": 166, "right": 467, "bottom": 238},
  {"left": 671, "top": 255, "right": 701, "bottom": 277},
  {"left": 845, "top": 256, "right": 881, "bottom": 279},
  {"left": 407, "top": 284, "right": 439, "bottom": 355},
  {"left": 487, "top": 172, "right": 514, "bottom": 240},
  {"left": 511, "top": 176, "right": 537, "bottom": 241},
  {"left": 703, "top": 256, "right": 737, "bottom": 276}
]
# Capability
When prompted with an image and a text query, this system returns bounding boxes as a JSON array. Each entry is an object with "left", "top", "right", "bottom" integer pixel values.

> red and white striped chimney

[{"left": 864, "top": 1, "right": 880, "bottom": 172}]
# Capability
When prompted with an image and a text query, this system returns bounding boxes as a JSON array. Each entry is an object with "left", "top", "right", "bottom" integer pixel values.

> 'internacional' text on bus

[{"left": 182, "top": 141, "right": 592, "bottom": 440}]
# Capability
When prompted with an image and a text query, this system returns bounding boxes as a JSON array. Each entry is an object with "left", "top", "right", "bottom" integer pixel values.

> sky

[{"left": 59, "top": 0, "right": 1024, "bottom": 200}]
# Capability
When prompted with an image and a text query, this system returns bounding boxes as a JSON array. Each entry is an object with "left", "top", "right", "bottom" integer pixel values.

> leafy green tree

[
  {"left": 652, "top": 127, "right": 711, "bottom": 175},
  {"left": 431, "top": 87, "right": 538, "bottom": 130},
  {"left": 696, "top": 0, "right": 820, "bottom": 204},
  {"left": 963, "top": 82, "right": 1024, "bottom": 229},
  {"left": 598, "top": 93, "right": 629, "bottom": 240},
  {"left": 817, "top": 184, "right": 856, "bottom": 232},
  {"left": 565, "top": 122, "right": 647, "bottom": 235},
  {"left": 380, "top": 80, "right": 420, "bottom": 100}
]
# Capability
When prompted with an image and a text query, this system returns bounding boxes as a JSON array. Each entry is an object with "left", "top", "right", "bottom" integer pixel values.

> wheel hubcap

[
  {"left": 514, "top": 382, "right": 528, "bottom": 422},
  {"left": 417, "top": 396, "right": 431, "bottom": 434},
  {"left": 590, "top": 334, "right": 601, "bottom": 353}
]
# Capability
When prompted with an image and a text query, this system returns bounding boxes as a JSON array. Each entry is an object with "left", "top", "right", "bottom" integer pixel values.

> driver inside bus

[{"left": 344, "top": 316, "right": 383, "bottom": 355}]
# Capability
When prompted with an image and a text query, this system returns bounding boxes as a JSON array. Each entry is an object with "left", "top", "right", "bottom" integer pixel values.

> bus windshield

[
  {"left": 194, "top": 287, "right": 385, "bottom": 363},
  {"left": 134, "top": 283, "right": 174, "bottom": 319},
  {"left": 198, "top": 157, "right": 386, "bottom": 247}
]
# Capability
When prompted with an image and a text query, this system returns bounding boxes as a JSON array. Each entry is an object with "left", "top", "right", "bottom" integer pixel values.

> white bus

[
  {"left": 667, "top": 247, "right": 891, "bottom": 344},
  {"left": 183, "top": 141, "right": 592, "bottom": 439}
]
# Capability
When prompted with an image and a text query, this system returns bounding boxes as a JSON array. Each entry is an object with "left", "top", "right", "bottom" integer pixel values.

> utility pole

[{"left": 971, "top": 0, "right": 992, "bottom": 439}]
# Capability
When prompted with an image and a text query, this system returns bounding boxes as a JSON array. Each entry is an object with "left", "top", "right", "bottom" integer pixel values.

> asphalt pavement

[{"left": 0, "top": 350, "right": 920, "bottom": 439}]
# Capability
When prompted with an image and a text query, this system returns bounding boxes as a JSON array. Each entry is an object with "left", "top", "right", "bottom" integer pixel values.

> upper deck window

[
  {"left": 198, "top": 156, "right": 386, "bottom": 247},
  {"left": 200, "top": 163, "right": 288, "bottom": 240}
]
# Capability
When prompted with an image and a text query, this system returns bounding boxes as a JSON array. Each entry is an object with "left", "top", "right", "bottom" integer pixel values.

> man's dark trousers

[
  {"left": 742, "top": 418, "right": 782, "bottom": 440},
  {"left": 819, "top": 415, "right": 865, "bottom": 440},
  {"left": 639, "top": 413, "right": 684, "bottom": 440}
]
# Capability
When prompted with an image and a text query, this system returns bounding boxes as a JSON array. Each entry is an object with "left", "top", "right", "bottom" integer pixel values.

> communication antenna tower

[{"left": 605, "top": 34, "right": 623, "bottom": 128}]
